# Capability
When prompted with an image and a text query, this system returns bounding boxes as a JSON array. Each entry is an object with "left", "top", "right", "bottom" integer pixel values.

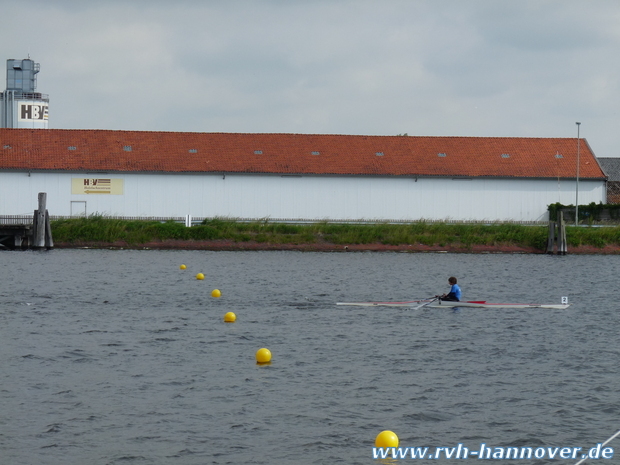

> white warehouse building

[{"left": 0, "top": 129, "right": 607, "bottom": 223}]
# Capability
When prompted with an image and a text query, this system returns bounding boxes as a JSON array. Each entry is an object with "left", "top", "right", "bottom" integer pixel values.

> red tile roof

[{"left": 0, "top": 128, "right": 606, "bottom": 179}]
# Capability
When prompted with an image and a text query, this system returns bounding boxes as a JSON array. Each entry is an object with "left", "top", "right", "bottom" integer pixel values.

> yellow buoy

[
  {"left": 179, "top": 264, "right": 187, "bottom": 270},
  {"left": 375, "top": 430, "right": 399, "bottom": 448},
  {"left": 196, "top": 273, "right": 205, "bottom": 280},
  {"left": 211, "top": 289, "right": 221, "bottom": 298},
  {"left": 224, "top": 312, "right": 236, "bottom": 322},
  {"left": 255, "top": 348, "right": 272, "bottom": 364}
]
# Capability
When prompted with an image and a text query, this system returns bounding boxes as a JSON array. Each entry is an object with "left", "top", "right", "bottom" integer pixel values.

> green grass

[{"left": 50, "top": 216, "right": 620, "bottom": 250}]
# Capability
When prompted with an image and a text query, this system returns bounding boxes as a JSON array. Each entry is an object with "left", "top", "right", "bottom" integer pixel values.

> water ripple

[{"left": 1, "top": 250, "right": 619, "bottom": 464}]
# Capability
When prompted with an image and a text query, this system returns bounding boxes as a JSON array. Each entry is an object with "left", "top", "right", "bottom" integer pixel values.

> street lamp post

[{"left": 575, "top": 122, "right": 581, "bottom": 226}]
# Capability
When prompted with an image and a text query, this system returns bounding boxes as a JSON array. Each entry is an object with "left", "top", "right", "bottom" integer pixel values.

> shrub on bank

[{"left": 50, "top": 216, "right": 620, "bottom": 250}]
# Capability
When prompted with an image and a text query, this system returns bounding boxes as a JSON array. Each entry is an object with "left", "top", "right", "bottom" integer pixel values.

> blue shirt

[{"left": 449, "top": 284, "right": 462, "bottom": 300}]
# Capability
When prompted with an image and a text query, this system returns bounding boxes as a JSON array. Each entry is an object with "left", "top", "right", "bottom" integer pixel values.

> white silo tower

[{"left": 0, "top": 58, "right": 49, "bottom": 129}]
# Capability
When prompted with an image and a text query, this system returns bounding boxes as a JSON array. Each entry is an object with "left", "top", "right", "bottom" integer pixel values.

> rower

[{"left": 437, "top": 277, "right": 461, "bottom": 302}]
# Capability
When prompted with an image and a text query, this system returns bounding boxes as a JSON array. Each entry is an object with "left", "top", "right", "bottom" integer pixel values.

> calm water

[{"left": 1, "top": 250, "right": 619, "bottom": 464}]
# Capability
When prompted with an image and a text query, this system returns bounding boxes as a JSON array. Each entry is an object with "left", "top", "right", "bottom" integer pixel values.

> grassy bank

[{"left": 49, "top": 216, "right": 620, "bottom": 251}]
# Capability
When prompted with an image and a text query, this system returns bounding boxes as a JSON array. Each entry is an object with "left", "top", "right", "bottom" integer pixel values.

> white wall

[{"left": 0, "top": 171, "right": 605, "bottom": 222}]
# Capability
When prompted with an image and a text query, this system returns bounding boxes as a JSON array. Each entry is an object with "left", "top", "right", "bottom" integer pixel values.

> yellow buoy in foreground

[
  {"left": 255, "top": 348, "right": 272, "bottom": 364},
  {"left": 375, "top": 430, "right": 399, "bottom": 448},
  {"left": 196, "top": 273, "right": 205, "bottom": 280},
  {"left": 179, "top": 264, "right": 187, "bottom": 270},
  {"left": 211, "top": 289, "right": 221, "bottom": 298},
  {"left": 224, "top": 312, "right": 236, "bottom": 322}
]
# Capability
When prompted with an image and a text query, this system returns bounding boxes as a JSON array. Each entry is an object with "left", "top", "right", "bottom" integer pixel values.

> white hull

[{"left": 336, "top": 300, "right": 570, "bottom": 309}]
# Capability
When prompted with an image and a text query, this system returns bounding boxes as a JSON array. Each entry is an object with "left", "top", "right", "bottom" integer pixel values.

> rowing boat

[{"left": 335, "top": 299, "right": 570, "bottom": 309}]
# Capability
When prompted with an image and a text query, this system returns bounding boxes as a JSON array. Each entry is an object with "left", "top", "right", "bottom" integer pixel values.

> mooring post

[
  {"left": 33, "top": 192, "right": 47, "bottom": 248},
  {"left": 557, "top": 211, "right": 567, "bottom": 255},
  {"left": 546, "top": 221, "right": 556, "bottom": 254},
  {"left": 45, "top": 209, "right": 54, "bottom": 248}
]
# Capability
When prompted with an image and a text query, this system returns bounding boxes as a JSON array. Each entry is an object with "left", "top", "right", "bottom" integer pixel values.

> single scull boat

[{"left": 336, "top": 299, "right": 570, "bottom": 309}]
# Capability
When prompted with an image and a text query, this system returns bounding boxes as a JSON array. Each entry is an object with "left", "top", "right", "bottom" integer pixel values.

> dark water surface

[{"left": 1, "top": 250, "right": 619, "bottom": 464}]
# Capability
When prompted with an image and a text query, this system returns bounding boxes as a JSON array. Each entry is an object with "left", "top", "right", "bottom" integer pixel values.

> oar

[
  {"left": 413, "top": 297, "right": 439, "bottom": 310},
  {"left": 574, "top": 429, "right": 620, "bottom": 465}
]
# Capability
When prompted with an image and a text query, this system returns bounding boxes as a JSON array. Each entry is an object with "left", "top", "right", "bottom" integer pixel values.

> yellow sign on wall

[{"left": 72, "top": 178, "right": 124, "bottom": 195}]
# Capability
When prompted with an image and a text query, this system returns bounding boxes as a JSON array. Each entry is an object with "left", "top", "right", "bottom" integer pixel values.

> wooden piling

[
  {"left": 0, "top": 193, "right": 53, "bottom": 250},
  {"left": 547, "top": 211, "right": 568, "bottom": 255},
  {"left": 45, "top": 210, "right": 54, "bottom": 248},
  {"left": 546, "top": 221, "right": 556, "bottom": 254},
  {"left": 557, "top": 211, "right": 567, "bottom": 255},
  {"left": 33, "top": 193, "right": 47, "bottom": 248}
]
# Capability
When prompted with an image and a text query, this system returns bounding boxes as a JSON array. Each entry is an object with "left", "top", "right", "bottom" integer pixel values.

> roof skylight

[
  {"left": 501, "top": 153, "right": 510, "bottom": 158},
  {"left": 311, "top": 151, "right": 320, "bottom": 155},
  {"left": 375, "top": 152, "right": 384, "bottom": 156},
  {"left": 438, "top": 153, "right": 447, "bottom": 157},
  {"left": 254, "top": 150, "right": 263, "bottom": 154}
]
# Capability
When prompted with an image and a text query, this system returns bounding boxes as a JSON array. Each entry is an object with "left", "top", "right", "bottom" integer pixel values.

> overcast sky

[{"left": 2, "top": 0, "right": 619, "bottom": 156}]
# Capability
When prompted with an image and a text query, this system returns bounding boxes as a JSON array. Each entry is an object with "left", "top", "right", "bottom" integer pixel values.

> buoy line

[{"left": 574, "top": 429, "right": 620, "bottom": 465}]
